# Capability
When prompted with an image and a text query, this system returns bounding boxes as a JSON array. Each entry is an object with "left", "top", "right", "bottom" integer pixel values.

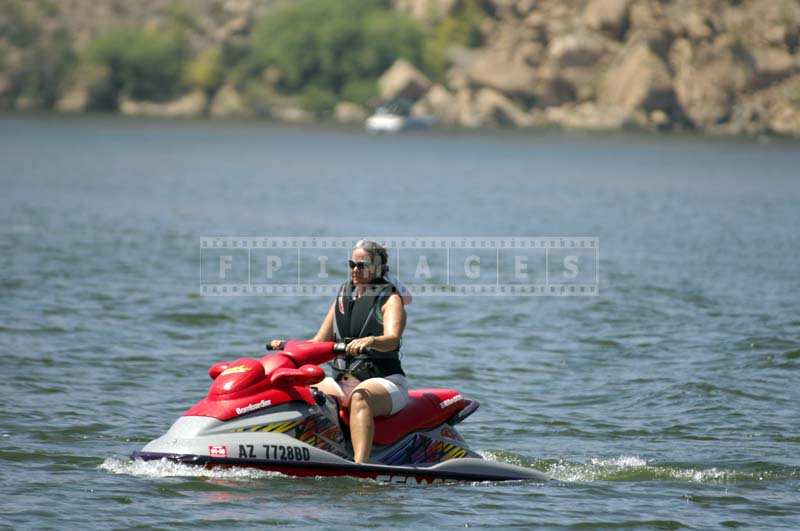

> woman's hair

[{"left": 353, "top": 239, "right": 389, "bottom": 276}]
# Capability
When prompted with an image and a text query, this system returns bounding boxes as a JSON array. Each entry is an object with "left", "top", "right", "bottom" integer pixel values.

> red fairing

[
  {"left": 184, "top": 355, "right": 316, "bottom": 421},
  {"left": 281, "top": 340, "right": 336, "bottom": 366},
  {"left": 208, "top": 358, "right": 267, "bottom": 399},
  {"left": 185, "top": 386, "right": 314, "bottom": 421},
  {"left": 341, "top": 389, "right": 468, "bottom": 446}
]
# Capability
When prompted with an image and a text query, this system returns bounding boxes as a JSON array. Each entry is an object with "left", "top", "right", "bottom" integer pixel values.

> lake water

[{"left": 1, "top": 114, "right": 799, "bottom": 528}]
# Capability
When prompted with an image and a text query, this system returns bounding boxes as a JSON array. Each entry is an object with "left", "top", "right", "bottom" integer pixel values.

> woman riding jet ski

[
  {"left": 269, "top": 239, "right": 410, "bottom": 464},
  {"left": 134, "top": 240, "right": 549, "bottom": 482}
]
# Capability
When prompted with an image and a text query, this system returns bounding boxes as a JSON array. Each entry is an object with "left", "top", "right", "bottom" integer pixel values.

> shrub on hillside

[
  {"left": 184, "top": 47, "right": 224, "bottom": 93},
  {"left": 86, "top": 27, "right": 188, "bottom": 107},
  {"left": 247, "top": 0, "right": 423, "bottom": 111}
]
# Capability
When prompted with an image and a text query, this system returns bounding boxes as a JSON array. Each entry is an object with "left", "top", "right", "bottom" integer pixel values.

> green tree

[
  {"left": 184, "top": 47, "right": 224, "bottom": 93},
  {"left": 248, "top": 0, "right": 423, "bottom": 109},
  {"left": 86, "top": 27, "right": 188, "bottom": 107}
]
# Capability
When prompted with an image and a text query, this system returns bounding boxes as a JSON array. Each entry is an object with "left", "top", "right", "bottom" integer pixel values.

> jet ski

[{"left": 133, "top": 340, "right": 549, "bottom": 484}]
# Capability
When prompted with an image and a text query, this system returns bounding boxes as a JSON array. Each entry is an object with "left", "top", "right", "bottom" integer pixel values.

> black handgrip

[{"left": 332, "top": 342, "right": 347, "bottom": 353}]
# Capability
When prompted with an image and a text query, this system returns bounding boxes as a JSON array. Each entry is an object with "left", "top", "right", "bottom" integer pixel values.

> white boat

[{"left": 365, "top": 104, "right": 435, "bottom": 133}]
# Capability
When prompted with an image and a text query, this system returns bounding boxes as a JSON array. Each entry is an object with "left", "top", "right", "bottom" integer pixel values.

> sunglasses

[{"left": 348, "top": 260, "right": 373, "bottom": 270}]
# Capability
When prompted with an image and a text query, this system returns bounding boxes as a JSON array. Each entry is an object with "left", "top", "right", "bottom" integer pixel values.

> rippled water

[{"left": 2, "top": 115, "right": 799, "bottom": 528}]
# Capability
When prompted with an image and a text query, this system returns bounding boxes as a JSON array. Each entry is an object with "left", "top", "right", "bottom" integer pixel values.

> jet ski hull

[{"left": 132, "top": 451, "right": 549, "bottom": 484}]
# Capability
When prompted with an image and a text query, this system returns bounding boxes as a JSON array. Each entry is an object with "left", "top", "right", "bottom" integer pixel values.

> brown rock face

[
  {"left": 333, "top": 102, "right": 368, "bottom": 124},
  {"left": 209, "top": 85, "right": 253, "bottom": 119},
  {"left": 674, "top": 38, "right": 755, "bottom": 128},
  {"left": 750, "top": 48, "right": 799, "bottom": 90},
  {"left": 548, "top": 30, "right": 618, "bottom": 68},
  {"left": 600, "top": 41, "right": 676, "bottom": 114},
  {"left": 464, "top": 50, "right": 539, "bottom": 98},
  {"left": 56, "top": 88, "right": 90, "bottom": 113},
  {"left": 583, "top": 0, "right": 631, "bottom": 40},
  {"left": 472, "top": 88, "right": 533, "bottom": 127},
  {"left": 119, "top": 91, "right": 208, "bottom": 118},
  {"left": 412, "top": 84, "right": 458, "bottom": 125},
  {"left": 391, "top": 0, "right": 459, "bottom": 23},
  {"left": 544, "top": 102, "right": 642, "bottom": 130},
  {"left": 378, "top": 58, "right": 432, "bottom": 102},
  {"left": 532, "top": 67, "right": 576, "bottom": 107},
  {"left": 269, "top": 103, "right": 313, "bottom": 124},
  {"left": 734, "top": 75, "right": 800, "bottom": 137}
]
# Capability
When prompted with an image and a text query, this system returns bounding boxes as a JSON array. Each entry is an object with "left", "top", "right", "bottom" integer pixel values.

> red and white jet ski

[{"left": 134, "top": 340, "right": 549, "bottom": 484}]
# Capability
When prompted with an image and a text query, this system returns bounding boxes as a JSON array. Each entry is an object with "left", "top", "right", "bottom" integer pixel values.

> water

[{"left": 2, "top": 114, "right": 799, "bottom": 528}]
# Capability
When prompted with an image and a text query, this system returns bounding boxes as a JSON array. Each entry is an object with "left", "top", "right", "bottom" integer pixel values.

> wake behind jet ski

[{"left": 133, "top": 340, "right": 549, "bottom": 484}]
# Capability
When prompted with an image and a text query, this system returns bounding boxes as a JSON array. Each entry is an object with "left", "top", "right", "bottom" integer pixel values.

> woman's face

[{"left": 350, "top": 248, "right": 378, "bottom": 285}]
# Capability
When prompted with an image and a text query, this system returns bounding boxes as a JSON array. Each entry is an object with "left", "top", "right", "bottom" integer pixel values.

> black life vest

[{"left": 332, "top": 278, "right": 404, "bottom": 379}]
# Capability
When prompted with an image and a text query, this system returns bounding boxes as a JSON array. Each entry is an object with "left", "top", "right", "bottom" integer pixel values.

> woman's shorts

[{"left": 328, "top": 374, "right": 409, "bottom": 416}]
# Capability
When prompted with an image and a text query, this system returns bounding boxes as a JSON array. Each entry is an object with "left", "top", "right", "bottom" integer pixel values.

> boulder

[
  {"left": 544, "top": 102, "right": 643, "bottom": 131},
  {"left": 412, "top": 84, "right": 458, "bottom": 125},
  {"left": 583, "top": 0, "right": 632, "bottom": 40},
  {"left": 769, "top": 100, "right": 800, "bottom": 137},
  {"left": 463, "top": 50, "right": 538, "bottom": 98},
  {"left": 760, "top": 75, "right": 800, "bottom": 136},
  {"left": 750, "top": 48, "right": 798, "bottom": 89},
  {"left": 453, "top": 89, "right": 482, "bottom": 128},
  {"left": 718, "top": 75, "right": 800, "bottom": 137},
  {"left": 548, "top": 31, "right": 618, "bottom": 68},
  {"left": 269, "top": 103, "right": 313, "bottom": 123},
  {"left": 532, "top": 66, "right": 576, "bottom": 107},
  {"left": 378, "top": 58, "right": 432, "bottom": 102},
  {"left": 600, "top": 41, "right": 676, "bottom": 113},
  {"left": 681, "top": 10, "right": 713, "bottom": 41},
  {"left": 119, "top": 91, "right": 208, "bottom": 118},
  {"left": 516, "top": 41, "right": 546, "bottom": 67},
  {"left": 209, "top": 84, "right": 253, "bottom": 119},
  {"left": 674, "top": 38, "right": 755, "bottom": 128},
  {"left": 56, "top": 88, "right": 89, "bottom": 113},
  {"left": 473, "top": 88, "right": 533, "bottom": 127},
  {"left": 333, "top": 101, "right": 368, "bottom": 124},
  {"left": 729, "top": 0, "right": 800, "bottom": 48},
  {"left": 391, "top": 0, "right": 459, "bottom": 23}
]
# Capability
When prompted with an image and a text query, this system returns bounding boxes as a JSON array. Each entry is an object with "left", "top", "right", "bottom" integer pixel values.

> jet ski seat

[{"left": 339, "top": 388, "right": 467, "bottom": 446}]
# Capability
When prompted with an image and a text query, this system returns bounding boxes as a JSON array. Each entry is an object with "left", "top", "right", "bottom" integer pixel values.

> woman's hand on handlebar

[
  {"left": 267, "top": 339, "right": 285, "bottom": 350},
  {"left": 345, "top": 336, "right": 375, "bottom": 355}
]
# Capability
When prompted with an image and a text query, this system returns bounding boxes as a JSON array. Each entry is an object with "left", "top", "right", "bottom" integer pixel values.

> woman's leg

[
  {"left": 313, "top": 376, "right": 345, "bottom": 402},
  {"left": 349, "top": 380, "right": 393, "bottom": 464}
]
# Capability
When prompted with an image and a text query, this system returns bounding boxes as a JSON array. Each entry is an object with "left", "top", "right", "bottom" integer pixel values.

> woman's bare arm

[
  {"left": 311, "top": 301, "right": 336, "bottom": 342},
  {"left": 368, "top": 293, "right": 405, "bottom": 352}
]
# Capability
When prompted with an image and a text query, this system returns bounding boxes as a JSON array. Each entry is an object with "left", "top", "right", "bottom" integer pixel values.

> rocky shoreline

[{"left": 2, "top": 0, "right": 799, "bottom": 137}]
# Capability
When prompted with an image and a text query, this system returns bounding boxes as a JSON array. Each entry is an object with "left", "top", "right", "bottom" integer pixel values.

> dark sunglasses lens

[{"left": 348, "top": 260, "right": 369, "bottom": 270}]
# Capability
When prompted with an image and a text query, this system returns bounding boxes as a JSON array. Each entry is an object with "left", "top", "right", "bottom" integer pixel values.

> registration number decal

[{"left": 238, "top": 444, "right": 311, "bottom": 461}]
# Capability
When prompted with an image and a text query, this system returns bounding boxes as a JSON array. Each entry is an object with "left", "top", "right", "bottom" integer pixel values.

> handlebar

[{"left": 266, "top": 340, "right": 348, "bottom": 354}]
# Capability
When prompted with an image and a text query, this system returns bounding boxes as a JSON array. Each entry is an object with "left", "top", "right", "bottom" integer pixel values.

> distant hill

[{"left": 1, "top": 0, "right": 798, "bottom": 137}]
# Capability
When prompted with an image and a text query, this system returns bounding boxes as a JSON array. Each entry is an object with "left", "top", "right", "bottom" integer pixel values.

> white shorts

[{"left": 325, "top": 374, "right": 409, "bottom": 416}]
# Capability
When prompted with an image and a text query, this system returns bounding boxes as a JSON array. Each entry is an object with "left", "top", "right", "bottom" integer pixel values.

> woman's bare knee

[
  {"left": 313, "top": 377, "right": 345, "bottom": 401},
  {"left": 353, "top": 382, "right": 392, "bottom": 417}
]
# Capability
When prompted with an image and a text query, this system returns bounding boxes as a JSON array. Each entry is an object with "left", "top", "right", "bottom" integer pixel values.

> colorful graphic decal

[
  {"left": 234, "top": 413, "right": 347, "bottom": 457},
  {"left": 380, "top": 433, "right": 469, "bottom": 465},
  {"left": 439, "top": 427, "right": 463, "bottom": 441},
  {"left": 220, "top": 365, "right": 251, "bottom": 376}
]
